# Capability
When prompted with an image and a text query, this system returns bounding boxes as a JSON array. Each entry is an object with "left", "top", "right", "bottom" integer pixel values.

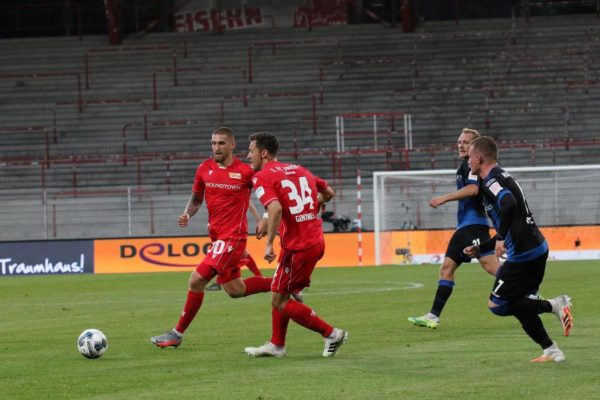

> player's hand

[
  {"left": 429, "top": 196, "right": 446, "bottom": 208},
  {"left": 317, "top": 202, "right": 326, "bottom": 215},
  {"left": 316, "top": 193, "right": 327, "bottom": 214},
  {"left": 463, "top": 245, "right": 480, "bottom": 258},
  {"left": 495, "top": 240, "right": 506, "bottom": 259},
  {"left": 316, "top": 203, "right": 325, "bottom": 215},
  {"left": 264, "top": 243, "right": 276, "bottom": 263},
  {"left": 256, "top": 218, "right": 268, "bottom": 239},
  {"left": 316, "top": 193, "right": 323, "bottom": 211},
  {"left": 178, "top": 213, "right": 190, "bottom": 228}
]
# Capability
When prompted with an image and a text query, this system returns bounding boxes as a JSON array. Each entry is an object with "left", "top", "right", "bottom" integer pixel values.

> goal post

[
  {"left": 373, "top": 164, "right": 600, "bottom": 266},
  {"left": 335, "top": 112, "right": 411, "bottom": 152}
]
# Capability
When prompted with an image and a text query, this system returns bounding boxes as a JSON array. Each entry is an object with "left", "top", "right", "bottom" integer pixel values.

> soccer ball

[{"left": 77, "top": 329, "right": 108, "bottom": 359}]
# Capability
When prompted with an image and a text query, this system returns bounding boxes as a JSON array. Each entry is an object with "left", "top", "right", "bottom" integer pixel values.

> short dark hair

[
  {"left": 249, "top": 132, "right": 279, "bottom": 156},
  {"left": 212, "top": 126, "right": 235, "bottom": 140},
  {"left": 470, "top": 136, "right": 498, "bottom": 162}
]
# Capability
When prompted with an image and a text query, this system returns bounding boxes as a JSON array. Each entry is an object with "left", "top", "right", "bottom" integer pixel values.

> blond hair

[{"left": 461, "top": 128, "right": 481, "bottom": 139}]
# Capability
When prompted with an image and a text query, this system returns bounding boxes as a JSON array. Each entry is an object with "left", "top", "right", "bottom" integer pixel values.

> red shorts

[
  {"left": 271, "top": 240, "right": 325, "bottom": 294},
  {"left": 195, "top": 238, "right": 246, "bottom": 284}
]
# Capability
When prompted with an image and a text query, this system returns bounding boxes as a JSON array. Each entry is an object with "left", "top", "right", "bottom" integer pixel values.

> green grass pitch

[{"left": 1, "top": 260, "right": 598, "bottom": 399}]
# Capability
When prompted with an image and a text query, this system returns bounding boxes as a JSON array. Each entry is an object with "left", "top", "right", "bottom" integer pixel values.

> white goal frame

[{"left": 373, "top": 164, "right": 600, "bottom": 266}]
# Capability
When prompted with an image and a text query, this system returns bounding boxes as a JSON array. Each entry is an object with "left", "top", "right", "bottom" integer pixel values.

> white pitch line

[
  {"left": 3, "top": 283, "right": 425, "bottom": 307},
  {"left": 307, "top": 281, "right": 424, "bottom": 296}
]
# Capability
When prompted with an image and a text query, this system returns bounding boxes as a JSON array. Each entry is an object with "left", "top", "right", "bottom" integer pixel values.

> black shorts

[
  {"left": 445, "top": 225, "right": 491, "bottom": 266},
  {"left": 489, "top": 251, "right": 548, "bottom": 302}
]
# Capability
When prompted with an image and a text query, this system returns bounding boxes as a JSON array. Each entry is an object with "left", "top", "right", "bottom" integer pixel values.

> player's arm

[
  {"left": 264, "top": 200, "right": 283, "bottom": 263},
  {"left": 249, "top": 201, "right": 268, "bottom": 239},
  {"left": 315, "top": 175, "right": 334, "bottom": 212},
  {"left": 248, "top": 200, "right": 261, "bottom": 222},
  {"left": 178, "top": 191, "right": 203, "bottom": 228},
  {"left": 430, "top": 184, "right": 478, "bottom": 208},
  {"left": 489, "top": 192, "right": 516, "bottom": 257},
  {"left": 319, "top": 185, "right": 335, "bottom": 203},
  {"left": 466, "top": 192, "right": 515, "bottom": 257},
  {"left": 317, "top": 185, "right": 335, "bottom": 212}
]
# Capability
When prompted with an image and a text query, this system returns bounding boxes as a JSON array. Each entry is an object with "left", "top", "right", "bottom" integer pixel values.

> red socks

[
  {"left": 175, "top": 290, "right": 205, "bottom": 334},
  {"left": 270, "top": 307, "right": 290, "bottom": 347},
  {"left": 243, "top": 276, "right": 272, "bottom": 296},
  {"left": 280, "top": 300, "right": 333, "bottom": 338},
  {"left": 244, "top": 254, "right": 262, "bottom": 277}
]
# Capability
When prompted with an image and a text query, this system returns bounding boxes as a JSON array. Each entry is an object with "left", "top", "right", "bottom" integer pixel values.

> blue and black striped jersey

[
  {"left": 456, "top": 159, "right": 489, "bottom": 229},
  {"left": 479, "top": 166, "right": 547, "bottom": 262}
]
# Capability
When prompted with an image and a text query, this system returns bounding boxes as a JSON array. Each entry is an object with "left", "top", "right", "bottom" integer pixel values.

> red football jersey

[
  {"left": 252, "top": 161, "right": 328, "bottom": 250},
  {"left": 192, "top": 157, "right": 254, "bottom": 240}
]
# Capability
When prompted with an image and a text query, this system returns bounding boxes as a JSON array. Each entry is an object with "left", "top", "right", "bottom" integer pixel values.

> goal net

[{"left": 373, "top": 165, "right": 600, "bottom": 266}]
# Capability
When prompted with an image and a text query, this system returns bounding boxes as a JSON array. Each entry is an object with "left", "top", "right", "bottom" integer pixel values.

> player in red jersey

[
  {"left": 243, "top": 132, "right": 348, "bottom": 357},
  {"left": 151, "top": 127, "right": 272, "bottom": 348}
]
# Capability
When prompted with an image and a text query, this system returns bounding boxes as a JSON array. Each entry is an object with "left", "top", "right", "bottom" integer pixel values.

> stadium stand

[{"left": 1, "top": 14, "right": 599, "bottom": 240}]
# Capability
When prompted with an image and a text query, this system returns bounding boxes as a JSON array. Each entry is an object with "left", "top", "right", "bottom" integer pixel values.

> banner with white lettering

[
  {"left": 0, "top": 240, "right": 93, "bottom": 276},
  {"left": 172, "top": 1, "right": 347, "bottom": 33}
]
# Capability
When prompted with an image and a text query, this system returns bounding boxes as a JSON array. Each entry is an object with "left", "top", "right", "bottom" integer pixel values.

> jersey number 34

[{"left": 281, "top": 177, "right": 314, "bottom": 215}]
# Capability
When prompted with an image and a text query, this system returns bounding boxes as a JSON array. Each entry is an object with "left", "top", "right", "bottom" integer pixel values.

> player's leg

[
  {"left": 205, "top": 232, "right": 223, "bottom": 291},
  {"left": 222, "top": 274, "right": 272, "bottom": 298},
  {"left": 473, "top": 224, "right": 499, "bottom": 277},
  {"left": 208, "top": 252, "right": 262, "bottom": 291},
  {"left": 244, "top": 294, "right": 289, "bottom": 357},
  {"left": 487, "top": 254, "right": 567, "bottom": 362},
  {"left": 495, "top": 251, "right": 572, "bottom": 336},
  {"left": 489, "top": 296, "right": 565, "bottom": 363},
  {"left": 516, "top": 293, "right": 571, "bottom": 362},
  {"left": 242, "top": 251, "right": 263, "bottom": 277},
  {"left": 245, "top": 289, "right": 346, "bottom": 358},
  {"left": 409, "top": 225, "right": 497, "bottom": 328},
  {"left": 219, "top": 240, "right": 272, "bottom": 298},
  {"left": 276, "top": 296, "right": 348, "bottom": 357},
  {"left": 246, "top": 242, "right": 348, "bottom": 357},
  {"left": 517, "top": 250, "right": 573, "bottom": 337},
  {"left": 244, "top": 291, "right": 292, "bottom": 357},
  {"left": 409, "top": 229, "right": 469, "bottom": 328},
  {"left": 408, "top": 257, "right": 458, "bottom": 328},
  {"left": 499, "top": 285, "right": 573, "bottom": 337},
  {"left": 151, "top": 266, "right": 214, "bottom": 348},
  {"left": 547, "top": 294, "right": 573, "bottom": 337},
  {"left": 244, "top": 281, "right": 290, "bottom": 357},
  {"left": 478, "top": 253, "right": 500, "bottom": 276}
]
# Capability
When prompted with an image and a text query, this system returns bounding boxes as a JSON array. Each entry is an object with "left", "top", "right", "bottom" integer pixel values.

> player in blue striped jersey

[
  {"left": 464, "top": 136, "right": 573, "bottom": 363},
  {"left": 409, "top": 129, "right": 499, "bottom": 329}
]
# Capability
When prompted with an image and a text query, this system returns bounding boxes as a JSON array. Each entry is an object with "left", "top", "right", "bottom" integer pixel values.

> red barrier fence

[
  {"left": 319, "top": 57, "right": 417, "bottom": 104},
  {"left": 121, "top": 119, "right": 204, "bottom": 166},
  {"left": 247, "top": 39, "right": 339, "bottom": 83},
  {"left": 151, "top": 65, "right": 246, "bottom": 110},
  {"left": 2, "top": 137, "right": 600, "bottom": 194},
  {"left": 220, "top": 92, "right": 319, "bottom": 134},
  {"left": 0, "top": 72, "right": 83, "bottom": 112},
  {"left": 0, "top": 126, "right": 53, "bottom": 163},
  {"left": 84, "top": 41, "right": 188, "bottom": 90}
]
